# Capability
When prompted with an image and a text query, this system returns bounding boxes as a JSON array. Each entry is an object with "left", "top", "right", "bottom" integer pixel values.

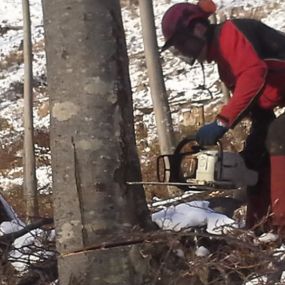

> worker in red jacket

[{"left": 161, "top": 0, "right": 285, "bottom": 233}]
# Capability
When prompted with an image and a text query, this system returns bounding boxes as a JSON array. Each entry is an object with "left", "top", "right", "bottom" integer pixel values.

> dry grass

[
  {"left": 0, "top": 38, "right": 45, "bottom": 72},
  {"left": 217, "top": 2, "right": 281, "bottom": 22},
  {"left": 0, "top": 50, "right": 23, "bottom": 70},
  {"left": 139, "top": 227, "right": 285, "bottom": 285}
]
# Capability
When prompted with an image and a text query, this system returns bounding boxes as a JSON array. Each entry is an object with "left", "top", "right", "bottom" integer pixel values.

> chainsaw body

[{"left": 157, "top": 137, "right": 258, "bottom": 191}]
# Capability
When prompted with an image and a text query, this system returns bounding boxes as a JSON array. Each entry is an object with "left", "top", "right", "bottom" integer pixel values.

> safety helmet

[{"left": 161, "top": 1, "right": 216, "bottom": 52}]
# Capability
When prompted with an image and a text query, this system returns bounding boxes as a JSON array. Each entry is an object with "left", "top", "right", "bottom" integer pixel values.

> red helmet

[{"left": 161, "top": 2, "right": 215, "bottom": 51}]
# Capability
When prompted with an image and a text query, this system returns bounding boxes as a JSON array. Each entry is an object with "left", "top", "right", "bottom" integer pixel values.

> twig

[{"left": 0, "top": 218, "right": 53, "bottom": 247}]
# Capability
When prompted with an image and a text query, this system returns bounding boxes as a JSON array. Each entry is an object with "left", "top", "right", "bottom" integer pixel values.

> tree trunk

[
  {"left": 42, "top": 1, "right": 152, "bottom": 284},
  {"left": 138, "top": 0, "right": 175, "bottom": 155},
  {"left": 22, "top": 0, "right": 38, "bottom": 222},
  {"left": 221, "top": 82, "right": 231, "bottom": 103},
  {"left": 139, "top": 0, "right": 178, "bottom": 196}
]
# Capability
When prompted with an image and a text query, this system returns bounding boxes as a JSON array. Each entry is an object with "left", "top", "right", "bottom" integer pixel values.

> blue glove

[{"left": 196, "top": 120, "right": 228, "bottom": 146}]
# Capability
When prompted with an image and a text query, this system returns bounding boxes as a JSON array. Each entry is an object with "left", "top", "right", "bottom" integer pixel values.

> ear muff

[{"left": 198, "top": 0, "right": 217, "bottom": 14}]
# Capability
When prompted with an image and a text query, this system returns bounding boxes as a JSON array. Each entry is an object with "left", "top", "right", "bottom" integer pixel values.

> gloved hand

[{"left": 196, "top": 120, "right": 228, "bottom": 146}]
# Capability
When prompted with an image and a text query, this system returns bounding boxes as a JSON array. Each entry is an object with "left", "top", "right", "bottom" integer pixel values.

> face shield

[
  {"left": 168, "top": 46, "right": 196, "bottom": 65},
  {"left": 161, "top": 27, "right": 207, "bottom": 65}
]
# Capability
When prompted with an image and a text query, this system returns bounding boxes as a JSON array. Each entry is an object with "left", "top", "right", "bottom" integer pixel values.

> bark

[
  {"left": 22, "top": 0, "right": 38, "bottom": 222},
  {"left": 42, "top": 1, "right": 152, "bottom": 284}
]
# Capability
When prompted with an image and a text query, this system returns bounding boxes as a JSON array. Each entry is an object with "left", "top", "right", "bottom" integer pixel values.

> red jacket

[{"left": 207, "top": 19, "right": 285, "bottom": 127}]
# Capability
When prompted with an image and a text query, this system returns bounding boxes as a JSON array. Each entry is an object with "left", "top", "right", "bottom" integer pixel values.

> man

[{"left": 161, "top": 1, "right": 285, "bottom": 233}]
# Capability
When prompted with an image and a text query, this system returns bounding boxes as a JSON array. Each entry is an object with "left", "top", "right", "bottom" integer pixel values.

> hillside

[
  {"left": 1, "top": 0, "right": 284, "bottom": 206},
  {"left": 1, "top": 1, "right": 285, "bottom": 284}
]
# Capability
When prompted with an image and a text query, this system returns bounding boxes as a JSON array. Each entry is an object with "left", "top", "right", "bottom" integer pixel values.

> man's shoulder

[
  {"left": 219, "top": 18, "right": 260, "bottom": 32},
  {"left": 213, "top": 19, "right": 260, "bottom": 56},
  {"left": 217, "top": 19, "right": 240, "bottom": 37},
  {"left": 216, "top": 18, "right": 285, "bottom": 60},
  {"left": 215, "top": 20, "right": 243, "bottom": 44}
]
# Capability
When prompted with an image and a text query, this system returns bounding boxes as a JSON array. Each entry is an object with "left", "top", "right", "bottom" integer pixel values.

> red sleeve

[{"left": 217, "top": 21, "right": 268, "bottom": 127}]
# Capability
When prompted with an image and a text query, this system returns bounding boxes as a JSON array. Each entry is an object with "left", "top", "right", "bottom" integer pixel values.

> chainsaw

[{"left": 128, "top": 136, "right": 258, "bottom": 191}]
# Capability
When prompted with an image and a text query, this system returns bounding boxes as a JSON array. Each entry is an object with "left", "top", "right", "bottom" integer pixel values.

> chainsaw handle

[
  {"left": 156, "top": 137, "right": 202, "bottom": 189},
  {"left": 174, "top": 136, "right": 223, "bottom": 155},
  {"left": 156, "top": 155, "right": 168, "bottom": 182},
  {"left": 173, "top": 136, "right": 203, "bottom": 156}
]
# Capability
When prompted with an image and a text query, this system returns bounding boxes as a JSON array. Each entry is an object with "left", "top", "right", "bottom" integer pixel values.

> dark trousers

[
  {"left": 266, "top": 112, "right": 285, "bottom": 227},
  {"left": 244, "top": 110, "right": 285, "bottom": 229}
]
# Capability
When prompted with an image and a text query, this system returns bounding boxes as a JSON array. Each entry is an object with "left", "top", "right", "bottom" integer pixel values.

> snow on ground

[
  {"left": 1, "top": 0, "right": 285, "bottom": 278},
  {"left": 1, "top": 0, "right": 285, "bottom": 194},
  {"left": 0, "top": 218, "right": 54, "bottom": 272},
  {"left": 152, "top": 200, "right": 237, "bottom": 234},
  {"left": 0, "top": 0, "right": 43, "bottom": 58},
  {"left": 0, "top": 194, "right": 54, "bottom": 272}
]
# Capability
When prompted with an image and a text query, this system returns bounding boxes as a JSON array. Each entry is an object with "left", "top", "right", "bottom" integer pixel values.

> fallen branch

[{"left": 0, "top": 218, "right": 53, "bottom": 247}]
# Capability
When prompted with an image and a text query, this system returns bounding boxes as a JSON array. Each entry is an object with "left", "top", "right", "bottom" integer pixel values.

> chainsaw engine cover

[{"left": 193, "top": 150, "right": 258, "bottom": 187}]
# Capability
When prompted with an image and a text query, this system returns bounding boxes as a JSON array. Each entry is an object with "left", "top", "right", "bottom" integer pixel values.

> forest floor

[{"left": 1, "top": 0, "right": 285, "bottom": 284}]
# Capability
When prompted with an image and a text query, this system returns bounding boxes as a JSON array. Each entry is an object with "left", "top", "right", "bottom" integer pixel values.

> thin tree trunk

[
  {"left": 139, "top": 0, "right": 178, "bottom": 196},
  {"left": 43, "top": 1, "right": 152, "bottom": 284},
  {"left": 221, "top": 82, "right": 231, "bottom": 103},
  {"left": 138, "top": 0, "right": 175, "bottom": 155},
  {"left": 22, "top": 0, "right": 38, "bottom": 222}
]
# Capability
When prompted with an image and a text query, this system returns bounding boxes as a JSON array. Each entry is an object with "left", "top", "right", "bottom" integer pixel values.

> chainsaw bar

[{"left": 126, "top": 181, "right": 231, "bottom": 191}]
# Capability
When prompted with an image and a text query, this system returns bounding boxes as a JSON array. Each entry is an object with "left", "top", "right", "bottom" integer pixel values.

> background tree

[
  {"left": 42, "top": 0, "right": 152, "bottom": 283},
  {"left": 22, "top": 0, "right": 38, "bottom": 222},
  {"left": 138, "top": 0, "right": 175, "bottom": 156},
  {"left": 139, "top": 0, "right": 177, "bottom": 196}
]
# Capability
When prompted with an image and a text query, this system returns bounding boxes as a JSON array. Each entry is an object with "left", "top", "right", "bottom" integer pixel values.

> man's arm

[{"left": 217, "top": 21, "right": 268, "bottom": 128}]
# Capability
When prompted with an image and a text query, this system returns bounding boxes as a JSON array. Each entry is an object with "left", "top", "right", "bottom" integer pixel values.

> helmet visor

[
  {"left": 161, "top": 29, "right": 206, "bottom": 64},
  {"left": 168, "top": 46, "right": 196, "bottom": 65}
]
